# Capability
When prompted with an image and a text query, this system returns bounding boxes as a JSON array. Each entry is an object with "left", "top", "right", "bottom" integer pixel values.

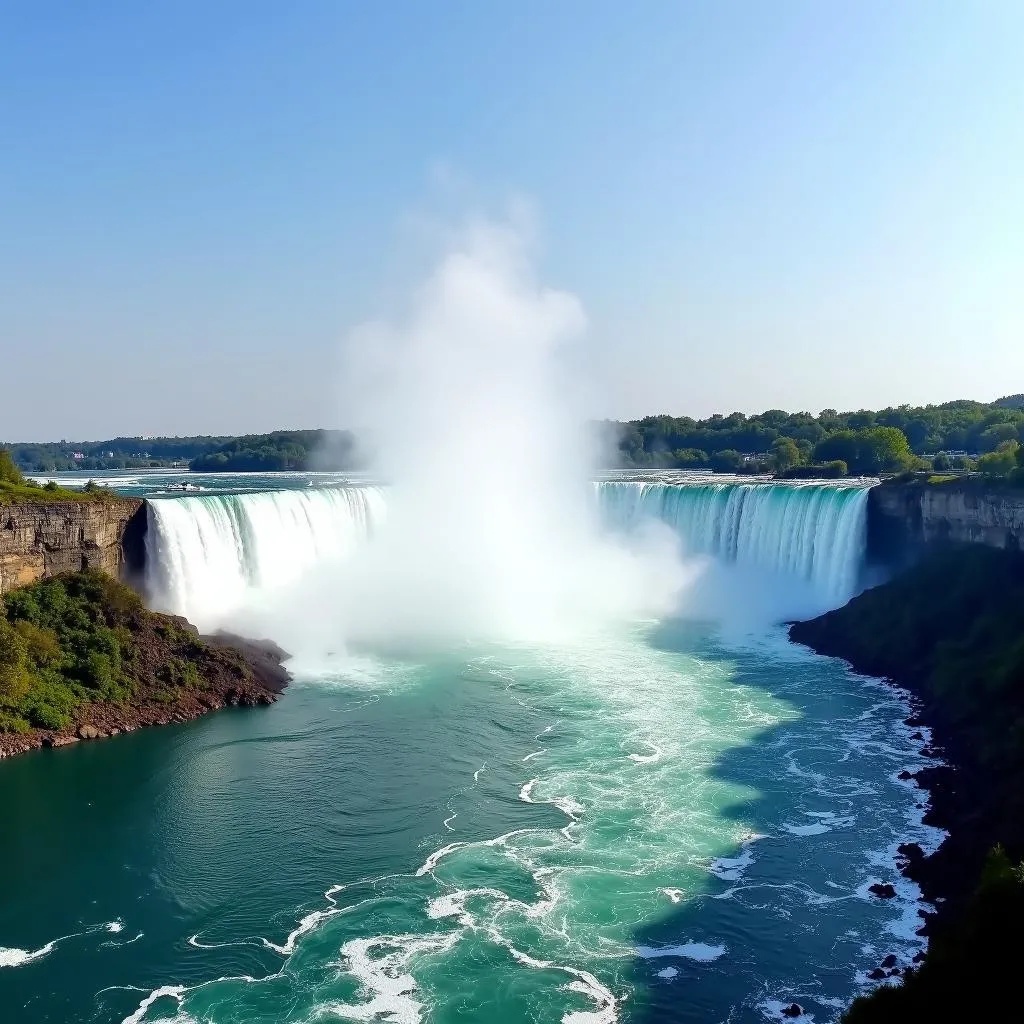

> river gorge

[{"left": 0, "top": 472, "right": 1005, "bottom": 1023}]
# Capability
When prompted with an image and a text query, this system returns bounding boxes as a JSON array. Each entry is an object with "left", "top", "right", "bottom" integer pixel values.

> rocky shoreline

[
  {"left": 788, "top": 628, "right": 1000, "bottom": 938},
  {"left": 787, "top": 545, "right": 1024, "bottom": 1020},
  {"left": 0, "top": 629, "right": 290, "bottom": 761}
]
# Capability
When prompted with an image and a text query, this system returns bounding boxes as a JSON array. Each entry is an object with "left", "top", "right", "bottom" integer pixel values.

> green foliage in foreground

[
  {"left": 0, "top": 573, "right": 144, "bottom": 731},
  {"left": 0, "top": 571, "right": 214, "bottom": 734}
]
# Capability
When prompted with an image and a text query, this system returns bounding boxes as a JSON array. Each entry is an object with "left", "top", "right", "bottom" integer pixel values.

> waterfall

[
  {"left": 597, "top": 480, "right": 870, "bottom": 606},
  {"left": 145, "top": 480, "right": 869, "bottom": 629},
  {"left": 145, "top": 486, "right": 385, "bottom": 624}
]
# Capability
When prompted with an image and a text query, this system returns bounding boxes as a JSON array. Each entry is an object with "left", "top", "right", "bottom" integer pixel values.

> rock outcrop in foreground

[
  {"left": 0, "top": 570, "right": 288, "bottom": 760},
  {"left": 0, "top": 498, "right": 144, "bottom": 594}
]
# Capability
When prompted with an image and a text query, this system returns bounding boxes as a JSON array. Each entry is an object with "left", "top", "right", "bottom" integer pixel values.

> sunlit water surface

[{"left": 0, "top": 614, "right": 939, "bottom": 1024}]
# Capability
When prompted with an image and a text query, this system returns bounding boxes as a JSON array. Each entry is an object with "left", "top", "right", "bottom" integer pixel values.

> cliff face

[
  {"left": 0, "top": 498, "right": 145, "bottom": 594},
  {"left": 868, "top": 483, "right": 1024, "bottom": 564}
]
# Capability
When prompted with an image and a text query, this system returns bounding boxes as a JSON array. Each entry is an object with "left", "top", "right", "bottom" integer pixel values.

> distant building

[{"left": 71, "top": 452, "right": 85, "bottom": 460}]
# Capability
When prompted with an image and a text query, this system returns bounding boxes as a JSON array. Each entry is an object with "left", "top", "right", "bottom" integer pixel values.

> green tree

[
  {"left": 671, "top": 448, "right": 707, "bottom": 468},
  {"left": 771, "top": 437, "right": 801, "bottom": 472},
  {"left": 977, "top": 441, "right": 1020, "bottom": 477},
  {"left": 0, "top": 619, "right": 31, "bottom": 704},
  {"left": 859, "top": 426, "right": 915, "bottom": 475},
  {"left": 932, "top": 452, "right": 952, "bottom": 471},
  {"left": 709, "top": 449, "right": 743, "bottom": 473},
  {"left": 0, "top": 450, "right": 24, "bottom": 485}
]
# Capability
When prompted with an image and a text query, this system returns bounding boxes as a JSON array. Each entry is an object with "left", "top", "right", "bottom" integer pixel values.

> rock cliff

[
  {"left": 868, "top": 482, "right": 1024, "bottom": 564},
  {"left": 0, "top": 498, "right": 145, "bottom": 594}
]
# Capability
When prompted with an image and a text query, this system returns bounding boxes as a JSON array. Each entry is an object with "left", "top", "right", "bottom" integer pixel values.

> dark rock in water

[
  {"left": 781, "top": 1004, "right": 803, "bottom": 1018},
  {"left": 897, "top": 769, "right": 916, "bottom": 781},
  {"left": 910, "top": 731, "right": 924, "bottom": 741},
  {"left": 913, "top": 951, "right": 925, "bottom": 963},
  {"left": 869, "top": 882, "right": 897, "bottom": 899},
  {"left": 867, "top": 967, "right": 888, "bottom": 981},
  {"left": 898, "top": 842, "right": 925, "bottom": 865},
  {"left": 881, "top": 954, "right": 898, "bottom": 969},
  {"left": 888, "top": 967, "right": 902, "bottom": 976}
]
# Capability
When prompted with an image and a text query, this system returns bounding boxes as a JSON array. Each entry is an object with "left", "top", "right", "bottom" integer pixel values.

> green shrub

[
  {"left": 0, "top": 710, "right": 30, "bottom": 733},
  {"left": 23, "top": 675, "right": 80, "bottom": 730},
  {"left": 0, "top": 618, "right": 31, "bottom": 704},
  {"left": 158, "top": 657, "right": 200, "bottom": 689},
  {"left": 0, "top": 450, "right": 24, "bottom": 485}
]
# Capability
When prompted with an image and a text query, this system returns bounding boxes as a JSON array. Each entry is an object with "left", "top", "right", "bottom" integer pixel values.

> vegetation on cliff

[
  {"left": 0, "top": 450, "right": 114, "bottom": 504},
  {"left": 0, "top": 570, "right": 284, "bottom": 737},
  {"left": 790, "top": 545, "right": 1024, "bottom": 1019}
]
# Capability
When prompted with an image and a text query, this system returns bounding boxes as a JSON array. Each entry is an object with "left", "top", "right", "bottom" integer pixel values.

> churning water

[{"left": 0, "top": 479, "right": 940, "bottom": 1024}]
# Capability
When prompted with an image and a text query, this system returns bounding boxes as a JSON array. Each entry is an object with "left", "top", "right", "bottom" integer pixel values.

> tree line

[{"left": 608, "top": 396, "right": 1024, "bottom": 477}]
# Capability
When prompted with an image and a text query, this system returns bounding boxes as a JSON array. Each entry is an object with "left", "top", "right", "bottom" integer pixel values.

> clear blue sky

[{"left": 2, "top": 1, "right": 1021, "bottom": 440}]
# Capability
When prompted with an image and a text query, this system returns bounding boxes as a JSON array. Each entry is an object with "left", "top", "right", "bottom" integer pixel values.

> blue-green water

[{"left": 0, "top": 618, "right": 938, "bottom": 1023}]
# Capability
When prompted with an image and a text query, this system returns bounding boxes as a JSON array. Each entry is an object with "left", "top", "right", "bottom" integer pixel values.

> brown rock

[{"left": 0, "top": 499, "right": 143, "bottom": 595}]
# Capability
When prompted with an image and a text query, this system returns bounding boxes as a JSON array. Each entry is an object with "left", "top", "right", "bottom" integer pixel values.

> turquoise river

[{"left": 0, "top": 473, "right": 941, "bottom": 1024}]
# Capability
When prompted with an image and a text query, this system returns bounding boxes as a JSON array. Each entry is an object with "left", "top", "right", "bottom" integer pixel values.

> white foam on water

[
  {"left": 759, "top": 998, "right": 818, "bottom": 1021},
  {"left": 709, "top": 844, "right": 758, "bottom": 881},
  {"left": 656, "top": 966, "right": 678, "bottom": 979},
  {"left": 505, "top": 944, "right": 619, "bottom": 1024},
  {"left": 316, "top": 933, "right": 460, "bottom": 1024},
  {"left": 0, "top": 940, "right": 59, "bottom": 968},
  {"left": 0, "top": 919, "right": 128, "bottom": 969},
  {"left": 782, "top": 815, "right": 855, "bottom": 837},
  {"left": 635, "top": 942, "right": 727, "bottom": 962},
  {"left": 263, "top": 908, "right": 342, "bottom": 955},
  {"left": 415, "top": 829, "right": 534, "bottom": 878},
  {"left": 121, "top": 985, "right": 187, "bottom": 1024},
  {"left": 659, "top": 887, "right": 685, "bottom": 903},
  {"left": 626, "top": 740, "right": 663, "bottom": 764}
]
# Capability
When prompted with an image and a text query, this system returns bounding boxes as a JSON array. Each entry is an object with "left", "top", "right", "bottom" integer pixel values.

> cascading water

[
  {"left": 145, "top": 486, "right": 385, "bottom": 625},
  {"left": 598, "top": 480, "right": 870, "bottom": 607},
  {"left": 145, "top": 479, "right": 870, "bottom": 631}
]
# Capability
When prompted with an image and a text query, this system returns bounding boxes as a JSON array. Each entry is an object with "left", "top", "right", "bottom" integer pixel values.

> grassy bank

[{"left": 0, "top": 449, "right": 113, "bottom": 504}]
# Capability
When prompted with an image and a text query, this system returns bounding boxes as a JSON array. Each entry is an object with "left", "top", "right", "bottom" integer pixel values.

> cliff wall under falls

[
  {"left": 0, "top": 498, "right": 145, "bottom": 594},
  {"left": 868, "top": 483, "right": 1024, "bottom": 565}
]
